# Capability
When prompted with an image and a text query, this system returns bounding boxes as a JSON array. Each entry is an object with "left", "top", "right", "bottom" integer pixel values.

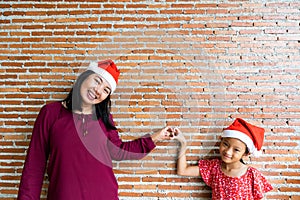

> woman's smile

[
  {"left": 87, "top": 90, "right": 97, "bottom": 101},
  {"left": 80, "top": 74, "right": 111, "bottom": 108}
]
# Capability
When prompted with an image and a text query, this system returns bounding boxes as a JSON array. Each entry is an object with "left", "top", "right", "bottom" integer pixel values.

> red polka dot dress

[{"left": 199, "top": 159, "right": 273, "bottom": 200}]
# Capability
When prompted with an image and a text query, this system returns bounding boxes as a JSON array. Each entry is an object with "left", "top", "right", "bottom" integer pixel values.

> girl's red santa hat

[
  {"left": 222, "top": 118, "right": 265, "bottom": 157},
  {"left": 87, "top": 59, "right": 120, "bottom": 93}
]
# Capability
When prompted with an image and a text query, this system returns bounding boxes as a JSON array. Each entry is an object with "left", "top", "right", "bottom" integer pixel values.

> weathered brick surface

[{"left": 0, "top": 0, "right": 299, "bottom": 199}]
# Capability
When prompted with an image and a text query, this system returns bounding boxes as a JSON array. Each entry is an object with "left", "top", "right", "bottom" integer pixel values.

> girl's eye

[
  {"left": 104, "top": 89, "right": 110, "bottom": 94},
  {"left": 235, "top": 149, "right": 240, "bottom": 152}
]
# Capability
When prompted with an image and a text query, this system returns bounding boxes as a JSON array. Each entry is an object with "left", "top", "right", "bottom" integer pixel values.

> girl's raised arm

[{"left": 173, "top": 128, "right": 200, "bottom": 177}]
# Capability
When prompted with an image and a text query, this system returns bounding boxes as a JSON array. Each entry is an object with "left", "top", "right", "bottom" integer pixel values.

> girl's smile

[{"left": 220, "top": 137, "right": 248, "bottom": 164}]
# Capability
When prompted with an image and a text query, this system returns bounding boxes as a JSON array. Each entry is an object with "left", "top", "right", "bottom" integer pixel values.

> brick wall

[{"left": 1, "top": 0, "right": 300, "bottom": 199}]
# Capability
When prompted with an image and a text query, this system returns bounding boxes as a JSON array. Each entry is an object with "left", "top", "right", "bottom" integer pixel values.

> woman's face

[
  {"left": 219, "top": 137, "right": 248, "bottom": 164},
  {"left": 80, "top": 73, "right": 111, "bottom": 108}
]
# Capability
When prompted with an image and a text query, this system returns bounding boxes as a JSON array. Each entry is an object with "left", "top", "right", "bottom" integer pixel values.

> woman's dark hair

[{"left": 63, "top": 70, "right": 117, "bottom": 130}]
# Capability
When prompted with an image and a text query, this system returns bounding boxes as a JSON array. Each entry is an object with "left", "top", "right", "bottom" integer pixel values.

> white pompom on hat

[
  {"left": 222, "top": 118, "right": 265, "bottom": 157},
  {"left": 87, "top": 59, "right": 120, "bottom": 93}
]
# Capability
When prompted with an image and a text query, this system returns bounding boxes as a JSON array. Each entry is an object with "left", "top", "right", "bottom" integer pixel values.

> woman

[{"left": 18, "top": 60, "right": 173, "bottom": 200}]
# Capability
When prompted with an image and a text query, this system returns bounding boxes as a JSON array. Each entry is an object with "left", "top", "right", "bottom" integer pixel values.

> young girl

[
  {"left": 17, "top": 60, "right": 173, "bottom": 200},
  {"left": 172, "top": 118, "right": 273, "bottom": 199}
]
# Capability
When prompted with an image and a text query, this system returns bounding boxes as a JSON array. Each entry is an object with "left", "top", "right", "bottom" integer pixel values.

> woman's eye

[
  {"left": 94, "top": 79, "right": 100, "bottom": 84},
  {"left": 95, "top": 77, "right": 102, "bottom": 85}
]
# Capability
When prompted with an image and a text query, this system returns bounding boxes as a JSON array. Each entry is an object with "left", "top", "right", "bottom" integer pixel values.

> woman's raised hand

[{"left": 151, "top": 126, "right": 174, "bottom": 143}]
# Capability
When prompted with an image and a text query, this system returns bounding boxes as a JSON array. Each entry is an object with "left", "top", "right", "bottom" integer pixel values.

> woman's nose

[{"left": 94, "top": 85, "right": 103, "bottom": 96}]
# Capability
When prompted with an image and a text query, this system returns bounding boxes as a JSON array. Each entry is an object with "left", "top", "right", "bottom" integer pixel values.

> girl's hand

[
  {"left": 171, "top": 128, "right": 187, "bottom": 145},
  {"left": 151, "top": 126, "right": 174, "bottom": 143}
]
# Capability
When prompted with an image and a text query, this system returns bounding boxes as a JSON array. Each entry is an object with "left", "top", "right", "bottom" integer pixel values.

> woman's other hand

[{"left": 151, "top": 126, "right": 174, "bottom": 143}]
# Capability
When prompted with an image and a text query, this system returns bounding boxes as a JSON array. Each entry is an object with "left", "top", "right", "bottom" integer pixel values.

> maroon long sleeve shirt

[{"left": 18, "top": 102, "right": 156, "bottom": 200}]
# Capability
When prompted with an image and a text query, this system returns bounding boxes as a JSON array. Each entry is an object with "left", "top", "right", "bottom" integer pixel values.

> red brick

[{"left": 0, "top": 1, "right": 299, "bottom": 199}]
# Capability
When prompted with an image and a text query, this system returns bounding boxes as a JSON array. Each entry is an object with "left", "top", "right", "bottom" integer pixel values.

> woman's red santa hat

[
  {"left": 222, "top": 118, "right": 265, "bottom": 157},
  {"left": 87, "top": 59, "right": 120, "bottom": 93}
]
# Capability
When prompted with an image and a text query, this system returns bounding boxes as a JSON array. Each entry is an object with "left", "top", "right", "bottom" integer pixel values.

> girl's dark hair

[
  {"left": 63, "top": 70, "right": 117, "bottom": 130},
  {"left": 240, "top": 147, "right": 249, "bottom": 164}
]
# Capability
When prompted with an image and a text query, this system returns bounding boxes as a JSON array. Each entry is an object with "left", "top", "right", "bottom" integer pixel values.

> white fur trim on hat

[
  {"left": 87, "top": 62, "right": 117, "bottom": 93},
  {"left": 222, "top": 130, "right": 256, "bottom": 154},
  {"left": 252, "top": 149, "right": 262, "bottom": 157}
]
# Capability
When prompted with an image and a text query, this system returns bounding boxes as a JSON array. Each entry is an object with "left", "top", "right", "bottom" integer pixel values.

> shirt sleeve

[
  {"left": 106, "top": 116, "right": 156, "bottom": 160},
  {"left": 18, "top": 103, "right": 59, "bottom": 200},
  {"left": 107, "top": 130, "right": 156, "bottom": 161},
  {"left": 198, "top": 159, "right": 219, "bottom": 187},
  {"left": 251, "top": 168, "right": 273, "bottom": 199}
]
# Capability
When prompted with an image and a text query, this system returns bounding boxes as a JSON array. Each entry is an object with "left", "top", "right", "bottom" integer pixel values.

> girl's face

[
  {"left": 80, "top": 73, "right": 111, "bottom": 108},
  {"left": 219, "top": 137, "right": 248, "bottom": 164}
]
